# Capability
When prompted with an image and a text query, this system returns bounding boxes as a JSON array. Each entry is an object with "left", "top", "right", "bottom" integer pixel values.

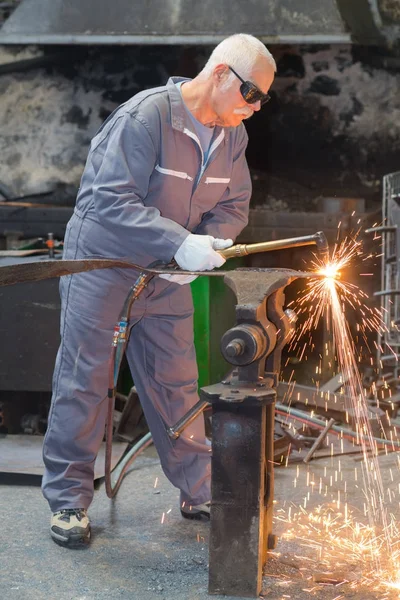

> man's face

[{"left": 211, "top": 61, "right": 275, "bottom": 128}]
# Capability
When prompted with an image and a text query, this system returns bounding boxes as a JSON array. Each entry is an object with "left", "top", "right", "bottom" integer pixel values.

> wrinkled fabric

[
  {"left": 42, "top": 214, "right": 211, "bottom": 510},
  {"left": 74, "top": 77, "right": 251, "bottom": 264},
  {"left": 42, "top": 76, "right": 251, "bottom": 512}
]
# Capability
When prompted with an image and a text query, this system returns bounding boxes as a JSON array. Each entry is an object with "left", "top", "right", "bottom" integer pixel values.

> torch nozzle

[{"left": 314, "top": 231, "right": 330, "bottom": 264}]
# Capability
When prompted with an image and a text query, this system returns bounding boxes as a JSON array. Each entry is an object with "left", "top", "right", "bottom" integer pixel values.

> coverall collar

[{"left": 167, "top": 76, "right": 224, "bottom": 139}]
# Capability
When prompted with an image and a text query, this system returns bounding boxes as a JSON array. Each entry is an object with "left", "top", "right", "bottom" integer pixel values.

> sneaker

[
  {"left": 50, "top": 508, "right": 91, "bottom": 548},
  {"left": 181, "top": 501, "right": 211, "bottom": 521}
]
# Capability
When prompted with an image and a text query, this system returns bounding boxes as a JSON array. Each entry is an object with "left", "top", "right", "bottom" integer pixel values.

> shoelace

[{"left": 56, "top": 508, "right": 86, "bottom": 520}]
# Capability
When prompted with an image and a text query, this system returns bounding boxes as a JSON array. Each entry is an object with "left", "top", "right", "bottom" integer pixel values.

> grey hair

[{"left": 201, "top": 34, "right": 276, "bottom": 83}]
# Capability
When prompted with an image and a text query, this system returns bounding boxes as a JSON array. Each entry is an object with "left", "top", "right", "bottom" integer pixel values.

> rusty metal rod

[
  {"left": 167, "top": 398, "right": 210, "bottom": 439},
  {"left": 0, "top": 230, "right": 330, "bottom": 287},
  {"left": 303, "top": 417, "right": 336, "bottom": 463},
  {"left": 276, "top": 403, "right": 400, "bottom": 449},
  {"left": 0, "top": 260, "right": 326, "bottom": 288}
]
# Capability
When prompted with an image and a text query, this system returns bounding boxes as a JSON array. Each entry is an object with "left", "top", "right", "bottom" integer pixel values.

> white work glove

[
  {"left": 174, "top": 234, "right": 233, "bottom": 271},
  {"left": 159, "top": 273, "right": 198, "bottom": 285}
]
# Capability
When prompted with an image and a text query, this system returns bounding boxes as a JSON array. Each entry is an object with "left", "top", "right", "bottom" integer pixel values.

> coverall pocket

[{"left": 168, "top": 286, "right": 194, "bottom": 315}]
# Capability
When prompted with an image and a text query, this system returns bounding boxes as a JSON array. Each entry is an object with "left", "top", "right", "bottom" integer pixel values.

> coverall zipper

[
  {"left": 183, "top": 128, "right": 225, "bottom": 190},
  {"left": 182, "top": 127, "right": 226, "bottom": 229}
]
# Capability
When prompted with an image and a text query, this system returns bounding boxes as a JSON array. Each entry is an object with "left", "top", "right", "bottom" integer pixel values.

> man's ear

[{"left": 213, "top": 64, "right": 229, "bottom": 86}]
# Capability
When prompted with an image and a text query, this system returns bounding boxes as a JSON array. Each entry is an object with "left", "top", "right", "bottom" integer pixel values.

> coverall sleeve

[
  {"left": 91, "top": 113, "right": 189, "bottom": 261},
  {"left": 193, "top": 130, "right": 251, "bottom": 241}
]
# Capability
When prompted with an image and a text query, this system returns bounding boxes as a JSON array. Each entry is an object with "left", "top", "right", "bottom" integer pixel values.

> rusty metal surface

[
  {"left": 0, "top": 434, "right": 128, "bottom": 479},
  {"left": 0, "top": 0, "right": 349, "bottom": 44},
  {"left": 205, "top": 264, "right": 296, "bottom": 596},
  {"left": 208, "top": 400, "right": 275, "bottom": 597},
  {"left": 0, "top": 257, "right": 144, "bottom": 286},
  {"left": 223, "top": 268, "right": 301, "bottom": 306},
  {"left": 0, "top": 256, "right": 318, "bottom": 288},
  {"left": 0, "top": 257, "right": 231, "bottom": 287}
]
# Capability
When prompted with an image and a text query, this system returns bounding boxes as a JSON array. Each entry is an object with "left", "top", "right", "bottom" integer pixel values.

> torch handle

[{"left": 219, "top": 234, "right": 323, "bottom": 260}]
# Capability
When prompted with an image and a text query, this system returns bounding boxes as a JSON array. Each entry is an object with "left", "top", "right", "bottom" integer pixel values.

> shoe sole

[
  {"left": 51, "top": 528, "right": 91, "bottom": 548},
  {"left": 181, "top": 510, "right": 210, "bottom": 521}
]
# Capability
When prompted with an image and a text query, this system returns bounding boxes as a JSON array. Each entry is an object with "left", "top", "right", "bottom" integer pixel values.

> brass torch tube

[{"left": 219, "top": 234, "right": 323, "bottom": 259}]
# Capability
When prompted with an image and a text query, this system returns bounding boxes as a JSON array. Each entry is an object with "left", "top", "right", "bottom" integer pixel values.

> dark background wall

[{"left": 0, "top": 42, "right": 399, "bottom": 212}]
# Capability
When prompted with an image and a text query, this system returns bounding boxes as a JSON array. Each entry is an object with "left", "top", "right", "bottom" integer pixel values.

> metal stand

[
  {"left": 202, "top": 269, "right": 298, "bottom": 598},
  {"left": 204, "top": 386, "right": 275, "bottom": 597}
]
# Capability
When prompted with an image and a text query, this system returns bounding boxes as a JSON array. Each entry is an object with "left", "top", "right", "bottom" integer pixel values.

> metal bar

[
  {"left": 0, "top": 33, "right": 353, "bottom": 45},
  {"left": 167, "top": 399, "right": 209, "bottom": 439},
  {"left": 0, "top": 258, "right": 229, "bottom": 287},
  {"left": 276, "top": 403, "right": 400, "bottom": 449},
  {"left": 365, "top": 226, "right": 397, "bottom": 233},
  {"left": 374, "top": 290, "right": 400, "bottom": 296},
  {"left": 0, "top": 258, "right": 323, "bottom": 288},
  {"left": 303, "top": 417, "right": 336, "bottom": 463},
  {"left": 319, "top": 372, "right": 344, "bottom": 393},
  {"left": 381, "top": 354, "right": 400, "bottom": 361}
]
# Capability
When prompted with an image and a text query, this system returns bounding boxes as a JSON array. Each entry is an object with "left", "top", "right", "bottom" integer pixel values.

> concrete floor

[{"left": 1, "top": 443, "right": 400, "bottom": 600}]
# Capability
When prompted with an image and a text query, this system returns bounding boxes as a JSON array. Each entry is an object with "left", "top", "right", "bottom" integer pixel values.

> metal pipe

[
  {"left": 303, "top": 417, "right": 336, "bottom": 463},
  {"left": 365, "top": 226, "right": 397, "bottom": 234},
  {"left": 167, "top": 398, "right": 210, "bottom": 439},
  {"left": 276, "top": 403, "right": 400, "bottom": 449}
]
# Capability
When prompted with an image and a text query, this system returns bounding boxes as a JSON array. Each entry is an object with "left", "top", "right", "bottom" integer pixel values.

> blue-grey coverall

[{"left": 42, "top": 77, "right": 252, "bottom": 512}]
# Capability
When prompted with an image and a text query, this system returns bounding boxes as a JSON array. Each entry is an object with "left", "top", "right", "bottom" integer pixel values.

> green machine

[{"left": 191, "top": 260, "right": 241, "bottom": 389}]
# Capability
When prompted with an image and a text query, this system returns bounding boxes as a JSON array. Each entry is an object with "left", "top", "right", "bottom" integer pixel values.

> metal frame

[{"left": 377, "top": 171, "right": 400, "bottom": 384}]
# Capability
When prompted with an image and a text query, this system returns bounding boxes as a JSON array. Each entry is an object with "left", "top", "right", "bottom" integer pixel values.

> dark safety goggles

[{"left": 228, "top": 65, "right": 271, "bottom": 106}]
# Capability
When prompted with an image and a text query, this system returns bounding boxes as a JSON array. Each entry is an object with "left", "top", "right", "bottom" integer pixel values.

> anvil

[{"left": 202, "top": 268, "right": 301, "bottom": 598}]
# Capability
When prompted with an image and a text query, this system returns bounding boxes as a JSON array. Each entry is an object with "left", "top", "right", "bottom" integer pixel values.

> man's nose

[{"left": 252, "top": 100, "right": 261, "bottom": 112}]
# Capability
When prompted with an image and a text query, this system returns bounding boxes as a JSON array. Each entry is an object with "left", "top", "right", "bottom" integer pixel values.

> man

[{"left": 42, "top": 33, "right": 276, "bottom": 547}]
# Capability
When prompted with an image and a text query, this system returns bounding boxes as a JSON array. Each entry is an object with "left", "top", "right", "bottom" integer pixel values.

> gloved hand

[
  {"left": 159, "top": 273, "right": 198, "bottom": 285},
  {"left": 174, "top": 234, "right": 233, "bottom": 271}
]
